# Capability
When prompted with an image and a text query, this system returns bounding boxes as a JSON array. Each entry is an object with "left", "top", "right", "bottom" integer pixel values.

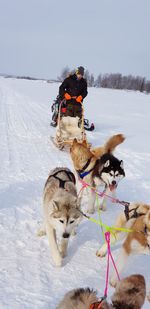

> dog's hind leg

[{"left": 46, "top": 223, "right": 62, "bottom": 267}]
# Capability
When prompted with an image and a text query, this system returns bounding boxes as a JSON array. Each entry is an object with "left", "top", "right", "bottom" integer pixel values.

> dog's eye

[
  {"left": 59, "top": 220, "right": 64, "bottom": 224},
  {"left": 115, "top": 172, "right": 119, "bottom": 176},
  {"left": 109, "top": 172, "right": 114, "bottom": 176},
  {"left": 70, "top": 220, "right": 75, "bottom": 224}
]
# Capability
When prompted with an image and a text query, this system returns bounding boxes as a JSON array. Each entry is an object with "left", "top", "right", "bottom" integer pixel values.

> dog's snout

[
  {"left": 112, "top": 180, "right": 116, "bottom": 186},
  {"left": 63, "top": 232, "right": 70, "bottom": 238}
]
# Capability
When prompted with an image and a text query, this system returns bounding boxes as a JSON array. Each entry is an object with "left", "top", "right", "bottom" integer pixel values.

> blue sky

[{"left": 0, "top": 0, "right": 150, "bottom": 79}]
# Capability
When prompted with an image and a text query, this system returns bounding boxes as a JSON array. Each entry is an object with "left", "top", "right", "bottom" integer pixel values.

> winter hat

[{"left": 76, "top": 66, "right": 85, "bottom": 76}]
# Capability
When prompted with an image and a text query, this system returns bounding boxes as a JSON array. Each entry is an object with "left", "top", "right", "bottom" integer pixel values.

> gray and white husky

[{"left": 38, "top": 167, "right": 82, "bottom": 267}]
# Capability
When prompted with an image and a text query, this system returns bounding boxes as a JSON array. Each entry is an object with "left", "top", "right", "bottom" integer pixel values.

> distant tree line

[{"left": 58, "top": 66, "right": 150, "bottom": 94}]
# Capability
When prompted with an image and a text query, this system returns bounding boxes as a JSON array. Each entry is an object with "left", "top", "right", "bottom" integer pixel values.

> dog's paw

[
  {"left": 37, "top": 229, "right": 46, "bottom": 237},
  {"left": 96, "top": 248, "right": 107, "bottom": 257},
  {"left": 109, "top": 276, "right": 117, "bottom": 288}
]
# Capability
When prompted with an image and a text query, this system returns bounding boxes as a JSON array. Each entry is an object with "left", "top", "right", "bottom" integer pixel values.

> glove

[
  {"left": 64, "top": 93, "right": 71, "bottom": 100},
  {"left": 76, "top": 95, "right": 83, "bottom": 103}
]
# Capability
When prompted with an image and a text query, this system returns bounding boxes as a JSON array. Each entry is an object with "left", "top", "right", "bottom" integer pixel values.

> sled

[{"left": 51, "top": 101, "right": 90, "bottom": 150}]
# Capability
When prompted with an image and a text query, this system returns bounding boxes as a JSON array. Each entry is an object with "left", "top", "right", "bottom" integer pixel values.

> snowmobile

[{"left": 50, "top": 99, "right": 91, "bottom": 150}]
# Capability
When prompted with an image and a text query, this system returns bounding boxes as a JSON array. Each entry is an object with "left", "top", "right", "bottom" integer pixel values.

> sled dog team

[{"left": 38, "top": 134, "right": 150, "bottom": 308}]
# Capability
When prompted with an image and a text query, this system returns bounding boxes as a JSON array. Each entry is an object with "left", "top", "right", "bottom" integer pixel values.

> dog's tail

[
  {"left": 104, "top": 134, "right": 125, "bottom": 153},
  {"left": 91, "top": 134, "right": 125, "bottom": 158}
]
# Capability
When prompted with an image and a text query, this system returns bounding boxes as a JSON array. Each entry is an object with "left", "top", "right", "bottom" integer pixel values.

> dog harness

[
  {"left": 124, "top": 204, "right": 146, "bottom": 221},
  {"left": 50, "top": 169, "right": 76, "bottom": 189},
  {"left": 77, "top": 157, "right": 99, "bottom": 179},
  {"left": 89, "top": 299, "right": 104, "bottom": 309}
]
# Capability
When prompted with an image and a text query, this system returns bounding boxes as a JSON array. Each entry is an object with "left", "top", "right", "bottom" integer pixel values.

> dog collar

[
  {"left": 77, "top": 158, "right": 100, "bottom": 179},
  {"left": 78, "top": 168, "right": 95, "bottom": 179},
  {"left": 124, "top": 204, "right": 146, "bottom": 222}
]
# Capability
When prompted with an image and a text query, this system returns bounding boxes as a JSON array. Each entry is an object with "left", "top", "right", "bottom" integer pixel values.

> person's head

[
  {"left": 111, "top": 274, "right": 146, "bottom": 309},
  {"left": 76, "top": 66, "right": 85, "bottom": 79}
]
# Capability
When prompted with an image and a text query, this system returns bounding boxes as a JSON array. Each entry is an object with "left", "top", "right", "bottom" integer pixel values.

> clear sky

[{"left": 0, "top": 0, "right": 150, "bottom": 80}]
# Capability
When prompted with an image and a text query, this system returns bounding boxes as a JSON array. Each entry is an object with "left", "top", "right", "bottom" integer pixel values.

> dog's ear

[
  {"left": 73, "top": 138, "right": 78, "bottom": 144},
  {"left": 72, "top": 196, "right": 78, "bottom": 207},
  {"left": 71, "top": 196, "right": 81, "bottom": 209},
  {"left": 104, "top": 160, "right": 110, "bottom": 168},
  {"left": 52, "top": 200, "right": 59, "bottom": 211},
  {"left": 120, "top": 160, "right": 124, "bottom": 169},
  {"left": 82, "top": 139, "right": 88, "bottom": 147}
]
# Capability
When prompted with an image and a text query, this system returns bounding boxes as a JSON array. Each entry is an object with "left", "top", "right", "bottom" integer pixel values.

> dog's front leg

[
  {"left": 99, "top": 194, "right": 107, "bottom": 211},
  {"left": 100, "top": 186, "right": 113, "bottom": 211},
  {"left": 37, "top": 222, "right": 46, "bottom": 237},
  {"left": 111, "top": 188, "right": 116, "bottom": 202},
  {"left": 46, "top": 223, "right": 62, "bottom": 267},
  {"left": 109, "top": 247, "right": 128, "bottom": 287},
  {"left": 97, "top": 212, "right": 126, "bottom": 257},
  {"left": 59, "top": 237, "right": 69, "bottom": 258},
  {"left": 87, "top": 190, "right": 96, "bottom": 214}
]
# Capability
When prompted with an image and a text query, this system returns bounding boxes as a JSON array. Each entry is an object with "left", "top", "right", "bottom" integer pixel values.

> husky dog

[
  {"left": 56, "top": 274, "right": 146, "bottom": 309},
  {"left": 70, "top": 134, "right": 125, "bottom": 213},
  {"left": 38, "top": 167, "right": 82, "bottom": 267},
  {"left": 96, "top": 202, "right": 150, "bottom": 287}
]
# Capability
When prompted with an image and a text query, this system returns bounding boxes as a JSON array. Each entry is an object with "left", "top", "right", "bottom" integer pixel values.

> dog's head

[
  {"left": 111, "top": 274, "right": 146, "bottom": 309},
  {"left": 97, "top": 153, "right": 125, "bottom": 190},
  {"left": 50, "top": 192, "right": 82, "bottom": 238}
]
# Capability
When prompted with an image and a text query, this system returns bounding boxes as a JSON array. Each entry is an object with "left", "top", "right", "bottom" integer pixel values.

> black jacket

[{"left": 59, "top": 74, "right": 88, "bottom": 100}]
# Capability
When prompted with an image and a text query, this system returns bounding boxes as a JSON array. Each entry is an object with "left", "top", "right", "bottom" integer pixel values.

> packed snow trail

[{"left": 0, "top": 77, "right": 150, "bottom": 308}]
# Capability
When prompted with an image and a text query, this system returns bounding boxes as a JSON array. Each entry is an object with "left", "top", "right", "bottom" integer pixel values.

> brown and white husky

[{"left": 96, "top": 202, "right": 150, "bottom": 287}]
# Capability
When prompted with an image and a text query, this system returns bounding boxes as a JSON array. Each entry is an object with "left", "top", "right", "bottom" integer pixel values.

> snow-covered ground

[{"left": 0, "top": 77, "right": 150, "bottom": 308}]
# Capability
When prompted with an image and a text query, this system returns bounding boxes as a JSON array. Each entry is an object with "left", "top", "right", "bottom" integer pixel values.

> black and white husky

[{"left": 80, "top": 153, "right": 125, "bottom": 212}]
